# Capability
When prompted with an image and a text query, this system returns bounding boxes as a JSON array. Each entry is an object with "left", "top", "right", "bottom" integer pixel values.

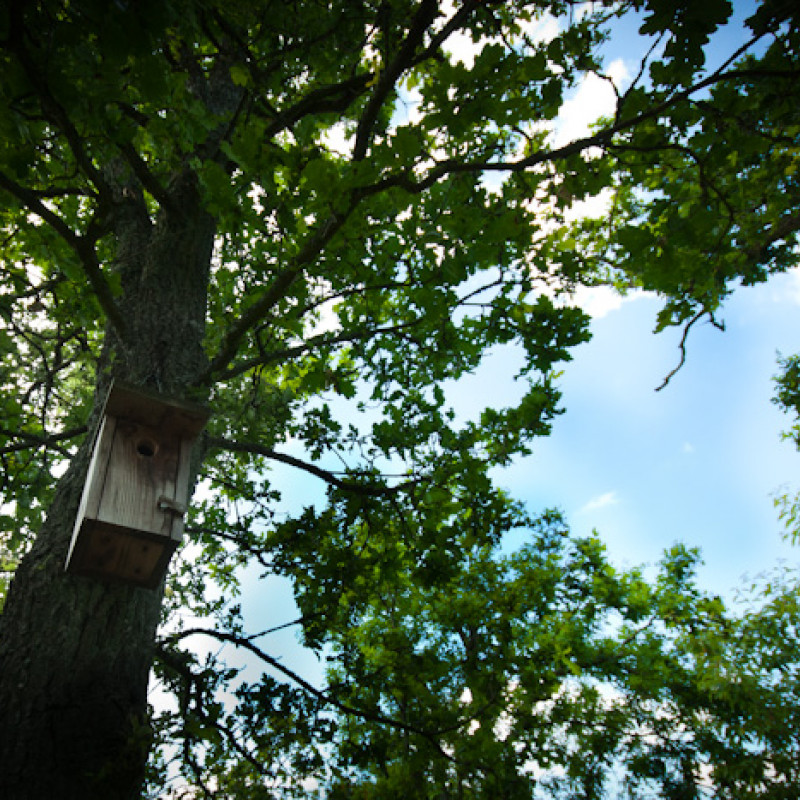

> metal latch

[{"left": 157, "top": 496, "right": 187, "bottom": 518}]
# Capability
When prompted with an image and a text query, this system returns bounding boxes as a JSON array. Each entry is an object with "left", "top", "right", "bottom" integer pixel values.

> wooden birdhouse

[{"left": 65, "top": 381, "right": 209, "bottom": 588}]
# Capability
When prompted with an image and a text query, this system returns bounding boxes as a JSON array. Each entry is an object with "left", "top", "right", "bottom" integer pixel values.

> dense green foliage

[
  {"left": 158, "top": 509, "right": 800, "bottom": 798},
  {"left": 1, "top": 0, "right": 799, "bottom": 797}
]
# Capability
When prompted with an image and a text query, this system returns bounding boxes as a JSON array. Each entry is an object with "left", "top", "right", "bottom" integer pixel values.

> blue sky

[
  {"left": 494, "top": 276, "right": 800, "bottom": 598},
  {"left": 234, "top": 272, "right": 800, "bottom": 692},
  {"left": 277, "top": 273, "right": 800, "bottom": 599}
]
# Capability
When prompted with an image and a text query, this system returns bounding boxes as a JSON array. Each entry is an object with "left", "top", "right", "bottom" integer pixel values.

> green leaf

[{"left": 229, "top": 63, "right": 250, "bottom": 87}]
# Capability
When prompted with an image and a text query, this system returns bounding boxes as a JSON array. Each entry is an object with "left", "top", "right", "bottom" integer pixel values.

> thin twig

[{"left": 656, "top": 310, "right": 724, "bottom": 392}]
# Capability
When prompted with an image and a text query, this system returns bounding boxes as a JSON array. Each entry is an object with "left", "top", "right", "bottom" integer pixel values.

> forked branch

[
  {"left": 656, "top": 309, "right": 725, "bottom": 392},
  {"left": 0, "top": 171, "right": 127, "bottom": 336}
]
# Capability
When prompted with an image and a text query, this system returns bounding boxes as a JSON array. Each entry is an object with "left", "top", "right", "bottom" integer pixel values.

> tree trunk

[{"left": 0, "top": 175, "right": 214, "bottom": 799}]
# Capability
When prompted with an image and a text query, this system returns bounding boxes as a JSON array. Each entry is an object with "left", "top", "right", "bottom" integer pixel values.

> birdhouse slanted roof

[{"left": 102, "top": 381, "right": 209, "bottom": 439}]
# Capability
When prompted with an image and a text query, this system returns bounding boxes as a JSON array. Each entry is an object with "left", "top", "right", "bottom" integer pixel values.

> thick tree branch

[
  {"left": 217, "top": 319, "right": 423, "bottom": 382},
  {"left": 745, "top": 209, "right": 800, "bottom": 263},
  {"left": 6, "top": 6, "right": 112, "bottom": 198},
  {"left": 352, "top": 0, "right": 439, "bottom": 161},
  {"left": 207, "top": 435, "right": 416, "bottom": 496},
  {"left": 117, "top": 141, "right": 176, "bottom": 213},
  {"left": 422, "top": 1, "right": 481, "bottom": 60},
  {"left": 200, "top": 203, "right": 357, "bottom": 383},
  {"left": 261, "top": 73, "right": 373, "bottom": 140},
  {"left": 0, "top": 426, "right": 87, "bottom": 457},
  {"left": 0, "top": 171, "right": 127, "bottom": 336},
  {"left": 254, "top": 0, "right": 472, "bottom": 147},
  {"left": 162, "top": 627, "right": 459, "bottom": 762}
]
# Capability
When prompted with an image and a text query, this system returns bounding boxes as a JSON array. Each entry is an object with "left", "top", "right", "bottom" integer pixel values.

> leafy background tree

[{"left": 0, "top": 0, "right": 798, "bottom": 797}]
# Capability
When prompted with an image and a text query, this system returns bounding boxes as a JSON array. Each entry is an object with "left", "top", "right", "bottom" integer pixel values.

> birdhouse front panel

[
  {"left": 93, "top": 417, "right": 182, "bottom": 537},
  {"left": 65, "top": 382, "right": 208, "bottom": 588}
]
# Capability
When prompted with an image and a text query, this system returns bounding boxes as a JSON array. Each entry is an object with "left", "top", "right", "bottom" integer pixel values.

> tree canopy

[{"left": 0, "top": 1, "right": 799, "bottom": 798}]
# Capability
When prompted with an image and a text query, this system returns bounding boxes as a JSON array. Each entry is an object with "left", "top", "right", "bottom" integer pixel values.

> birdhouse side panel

[
  {"left": 66, "top": 415, "right": 117, "bottom": 571},
  {"left": 95, "top": 420, "right": 180, "bottom": 537},
  {"left": 77, "top": 415, "right": 117, "bottom": 524},
  {"left": 175, "top": 437, "right": 195, "bottom": 505}
]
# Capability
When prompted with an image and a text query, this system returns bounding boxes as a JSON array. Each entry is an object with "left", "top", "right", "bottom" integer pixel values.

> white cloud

[
  {"left": 522, "top": 14, "right": 561, "bottom": 45},
  {"left": 445, "top": 29, "right": 483, "bottom": 69},
  {"left": 559, "top": 285, "right": 654, "bottom": 320},
  {"left": 777, "top": 267, "right": 800, "bottom": 306},
  {"left": 440, "top": 1, "right": 561, "bottom": 68},
  {"left": 579, "top": 491, "right": 619, "bottom": 513},
  {"left": 552, "top": 59, "right": 630, "bottom": 147},
  {"left": 319, "top": 121, "right": 353, "bottom": 157},
  {"left": 569, "top": 285, "right": 625, "bottom": 319}
]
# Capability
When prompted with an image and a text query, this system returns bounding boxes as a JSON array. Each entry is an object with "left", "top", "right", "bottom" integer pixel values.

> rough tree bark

[{"left": 0, "top": 173, "right": 214, "bottom": 799}]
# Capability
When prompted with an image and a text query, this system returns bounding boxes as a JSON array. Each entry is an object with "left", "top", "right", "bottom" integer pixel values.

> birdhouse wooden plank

[{"left": 65, "top": 381, "right": 209, "bottom": 588}]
